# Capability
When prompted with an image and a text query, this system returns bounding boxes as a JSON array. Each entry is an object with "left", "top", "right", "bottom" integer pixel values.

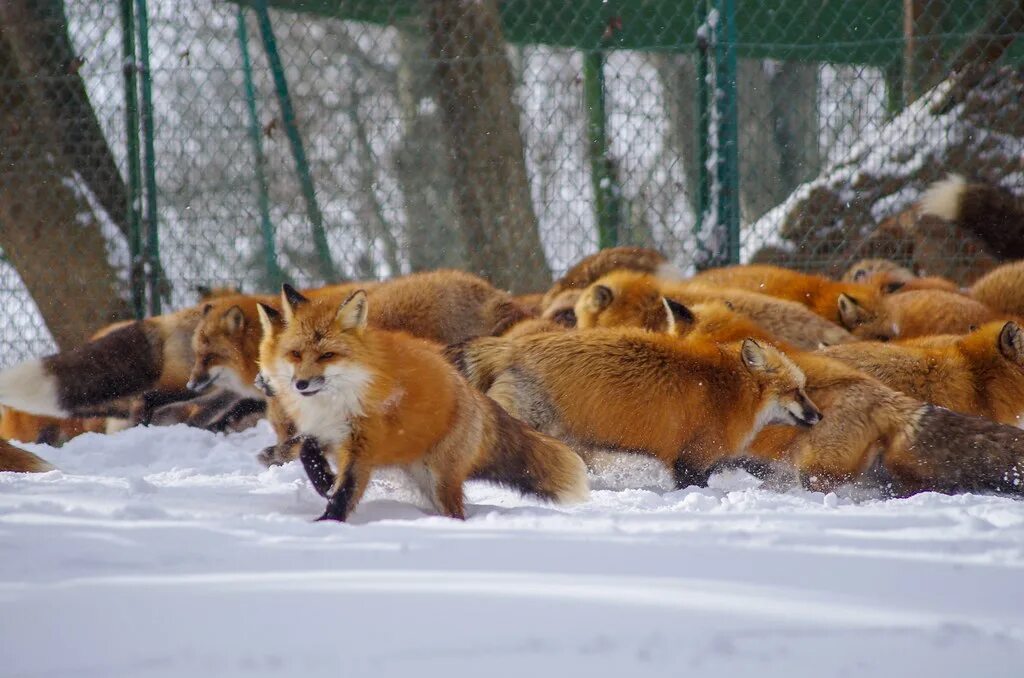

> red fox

[
  {"left": 0, "top": 305, "right": 205, "bottom": 419},
  {"left": 567, "top": 286, "right": 1024, "bottom": 497},
  {"left": 572, "top": 270, "right": 852, "bottom": 349},
  {"left": 820, "top": 321, "right": 1024, "bottom": 425},
  {"left": 690, "top": 264, "right": 882, "bottom": 325},
  {"left": 0, "top": 406, "right": 105, "bottom": 446},
  {"left": 447, "top": 330, "right": 822, "bottom": 488},
  {"left": 842, "top": 259, "right": 916, "bottom": 284},
  {"left": 968, "top": 260, "right": 1024, "bottom": 317},
  {"left": 836, "top": 288, "right": 997, "bottom": 340},
  {"left": 921, "top": 174, "right": 1024, "bottom": 260},
  {"left": 0, "top": 439, "right": 55, "bottom": 473},
  {"left": 255, "top": 286, "right": 589, "bottom": 521}
]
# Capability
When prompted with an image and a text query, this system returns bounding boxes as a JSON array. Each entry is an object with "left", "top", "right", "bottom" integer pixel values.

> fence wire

[{"left": 1, "top": 0, "right": 1022, "bottom": 366}]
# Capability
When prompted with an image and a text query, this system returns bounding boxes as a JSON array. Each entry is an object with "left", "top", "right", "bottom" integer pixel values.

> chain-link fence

[{"left": 1, "top": 0, "right": 1022, "bottom": 366}]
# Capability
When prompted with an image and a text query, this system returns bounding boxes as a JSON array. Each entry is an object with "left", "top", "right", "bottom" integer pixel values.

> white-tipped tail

[
  {"left": 555, "top": 452, "right": 591, "bottom": 504},
  {"left": 920, "top": 174, "right": 966, "bottom": 221},
  {"left": 0, "top": 360, "right": 64, "bottom": 418}
]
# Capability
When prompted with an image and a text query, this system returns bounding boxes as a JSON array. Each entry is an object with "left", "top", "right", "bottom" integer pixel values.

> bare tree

[
  {"left": 0, "top": 0, "right": 132, "bottom": 348},
  {"left": 426, "top": 0, "right": 550, "bottom": 293}
]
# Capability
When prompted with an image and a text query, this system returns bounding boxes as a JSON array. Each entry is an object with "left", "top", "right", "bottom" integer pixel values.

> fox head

[
  {"left": 575, "top": 272, "right": 695, "bottom": 335},
  {"left": 739, "top": 339, "right": 821, "bottom": 429},
  {"left": 257, "top": 284, "right": 375, "bottom": 401},
  {"left": 541, "top": 289, "right": 581, "bottom": 327},
  {"left": 843, "top": 258, "right": 915, "bottom": 284},
  {"left": 188, "top": 300, "right": 262, "bottom": 397},
  {"left": 836, "top": 293, "right": 895, "bottom": 341}
]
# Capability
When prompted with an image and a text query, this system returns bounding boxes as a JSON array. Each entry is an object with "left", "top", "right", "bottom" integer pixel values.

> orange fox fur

[
  {"left": 836, "top": 289, "right": 998, "bottom": 340},
  {"left": 969, "top": 260, "right": 1024, "bottom": 317},
  {"left": 691, "top": 264, "right": 882, "bottom": 324},
  {"left": 255, "top": 287, "right": 588, "bottom": 521},
  {"left": 448, "top": 329, "right": 822, "bottom": 488},
  {"left": 0, "top": 439, "right": 55, "bottom": 473},
  {"left": 573, "top": 270, "right": 852, "bottom": 349},
  {"left": 820, "top": 321, "right": 1024, "bottom": 425}
]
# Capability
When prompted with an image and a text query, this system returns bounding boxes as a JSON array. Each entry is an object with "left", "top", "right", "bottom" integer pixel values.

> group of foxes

[{"left": 2, "top": 176, "right": 1024, "bottom": 519}]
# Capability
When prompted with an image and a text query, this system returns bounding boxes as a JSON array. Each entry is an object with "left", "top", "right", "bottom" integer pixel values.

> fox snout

[
  {"left": 293, "top": 375, "right": 326, "bottom": 396},
  {"left": 789, "top": 394, "right": 822, "bottom": 428}
]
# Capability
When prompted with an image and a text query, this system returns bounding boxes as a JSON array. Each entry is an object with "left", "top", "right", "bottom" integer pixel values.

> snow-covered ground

[{"left": 2, "top": 422, "right": 1023, "bottom": 677}]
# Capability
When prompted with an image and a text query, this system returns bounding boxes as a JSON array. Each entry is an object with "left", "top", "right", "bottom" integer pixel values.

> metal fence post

[
  {"left": 120, "top": 0, "right": 145, "bottom": 318},
  {"left": 713, "top": 0, "right": 741, "bottom": 266},
  {"left": 583, "top": 48, "right": 621, "bottom": 250},
  {"left": 252, "top": 0, "right": 339, "bottom": 282},
  {"left": 694, "top": 1, "right": 712, "bottom": 270},
  {"left": 135, "top": 0, "right": 162, "bottom": 314},
  {"left": 237, "top": 7, "right": 285, "bottom": 288}
]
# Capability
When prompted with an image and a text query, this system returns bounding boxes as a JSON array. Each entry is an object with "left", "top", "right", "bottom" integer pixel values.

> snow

[{"left": 3, "top": 423, "right": 1024, "bottom": 676}]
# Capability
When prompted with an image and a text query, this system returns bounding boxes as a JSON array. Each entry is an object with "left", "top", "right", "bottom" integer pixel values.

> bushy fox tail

[
  {"left": 921, "top": 175, "right": 1024, "bottom": 258},
  {"left": 472, "top": 396, "right": 589, "bottom": 504},
  {"left": 888, "top": 406, "right": 1024, "bottom": 496},
  {"left": 0, "top": 439, "right": 55, "bottom": 473},
  {"left": 444, "top": 336, "right": 515, "bottom": 393}
]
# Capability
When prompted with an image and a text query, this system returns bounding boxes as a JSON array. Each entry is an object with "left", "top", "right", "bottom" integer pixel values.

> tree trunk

[
  {"left": 0, "top": 0, "right": 132, "bottom": 348},
  {"left": 426, "top": 0, "right": 550, "bottom": 293}
]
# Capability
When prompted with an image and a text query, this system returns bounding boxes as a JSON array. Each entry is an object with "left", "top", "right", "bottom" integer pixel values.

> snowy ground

[{"left": 2, "top": 423, "right": 1023, "bottom": 677}]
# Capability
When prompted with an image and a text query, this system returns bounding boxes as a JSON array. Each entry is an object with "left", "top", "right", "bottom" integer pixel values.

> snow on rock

[
  {"left": 745, "top": 66, "right": 1024, "bottom": 280},
  {"left": 1, "top": 422, "right": 1023, "bottom": 676}
]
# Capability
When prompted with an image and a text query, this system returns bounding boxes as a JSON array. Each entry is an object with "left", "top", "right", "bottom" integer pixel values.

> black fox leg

[
  {"left": 672, "top": 456, "right": 712, "bottom": 489},
  {"left": 299, "top": 437, "right": 336, "bottom": 498},
  {"left": 318, "top": 461, "right": 359, "bottom": 522}
]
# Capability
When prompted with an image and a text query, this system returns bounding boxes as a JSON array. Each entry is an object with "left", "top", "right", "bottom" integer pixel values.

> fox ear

[
  {"left": 202, "top": 303, "right": 214, "bottom": 317},
  {"left": 221, "top": 305, "right": 245, "bottom": 335},
  {"left": 837, "top": 293, "right": 866, "bottom": 329},
  {"left": 337, "top": 290, "right": 369, "bottom": 331},
  {"left": 586, "top": 285, "right": 613, "bottom": 312},
  {"left": 256, "top": 303, "right": 282, "bottom": 337},
  {"left": 851, "top": 268, "right": 868, "bottom": 282},
  {"left": 998, "top": 322, "right": 1024, "bottom": 365},
  {"left": 740, "top": 338, "right": 768, "bottom": 372},
  {"left": 280, "top": 283, "right": 309, "bottom": 323},
  {"left": 662, "top": 297, "right": 694, "bottom": 335}
]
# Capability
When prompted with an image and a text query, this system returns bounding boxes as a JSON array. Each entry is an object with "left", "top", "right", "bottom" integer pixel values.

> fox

[
  {"left": 570, "top": 289, "right": 1024, "bottom": 497},
  {"left": 819, "top": 321, "right": 1024, "bottom": 425},
  {"left": 836, "top": 288, "right": 997, "bottom": 340},
  {"left": 968, "top": 260, "right": 1024, "bottom": 317},
  {"left": 921, "top": 174, "right": 1024, "bottom": 260},
  {"left": 0, "top": 406, "right": 104, "bottom": 446},
  {"left": 857, "top": 271, "right": 960, "bottom": 296},
  {"left": 447, "top": 329, "right": 822, "bottom": 488},
  {"left": 842, "top": 258, "right": 916, "bottom": 284},
  {"left": 0, "top": 304, "right": 205, "bottom": 420},
  {"left": 690, "top": 263, "right": 882, "bottom": 325},
  {"left": 255, "top": 287, "right": 589, "bottom": 521},
  {"left": 572, "top": 270, "right": 852, "bottom": 349},
  {"left": 188, "top": 271, "right": 528, "bottom": 401},
  {"left": 0, "top": 439, "right": 55, "bottom": 473}
]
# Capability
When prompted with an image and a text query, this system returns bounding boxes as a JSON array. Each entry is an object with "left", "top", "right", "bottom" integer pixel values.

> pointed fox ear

[
  {"left": 998, "top": 321, "right": 1024, "bottom": 365},
  {"left": 201, "top": 302, "right": 214, "bottom": 317},
  {"left": 221, "top": 305, "right": 245, "bottom": 335},
  {"left": 280, "top": 283, "right": 309, "bottom": 323},
  {"left": 837, "top": 293, "right": 866, "bottom": 329},
  {"left": 337, "top": 290, "right": 369, "bottom": 331},
  {"left": 740, "top": 338, "right": 768, "bottom": 372},
  {"left": 585, "top": 284, "right": 613, "bottom": 312},
  {"left": 851, "top": 268, "right": 868, "bottom": 282},
  {"left": 662, "top": 297, "right": 695, "bottom": 335},
  {"left": 256, "top": 303, "right": 283, "bottom": 338}
]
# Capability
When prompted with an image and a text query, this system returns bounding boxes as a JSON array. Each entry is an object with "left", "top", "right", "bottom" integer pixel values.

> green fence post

[
  {"left": 120, "top": 0, "right": 145, "bottom": 318},
  {"left": 252, "top": 0, "right": 339, "bottom": 282},
  {"left": 135, "top": 0, "right": 162, "bottom": 314},
  {"left": 237, "top": 7, "right": 284, "bottom": 288},
  {"left": 714, "top": 0, "right": 741, "bottom": 266},
  {"left": 583, "top": 48, "right": 621, "bottom": 250},
  {"left": 694, "top": 0, "right": 712, "bottom": 270}
]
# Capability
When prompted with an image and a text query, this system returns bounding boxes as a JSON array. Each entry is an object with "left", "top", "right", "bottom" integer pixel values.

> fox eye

[
  {"left": 289, "top": 350, "right": 302, "bottom": 360},
  {"left": 317, "top": 352, "right": 336, "bottom": 362}
]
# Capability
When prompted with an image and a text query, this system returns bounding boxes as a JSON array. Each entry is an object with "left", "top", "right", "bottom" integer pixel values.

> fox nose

[
  {"left": 802, "top": 408, "right": 822, "bottom": 426},
  {"left": 295, "top": 379, "right": 310, "bottom": 390},
  {"left": 293, "top": 377, "right": 323, "bottom": 395}
]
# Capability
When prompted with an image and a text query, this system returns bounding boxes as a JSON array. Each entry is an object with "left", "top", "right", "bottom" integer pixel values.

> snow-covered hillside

[{"left": 2, "top": 423, "right": 1023, "bottom": 676}]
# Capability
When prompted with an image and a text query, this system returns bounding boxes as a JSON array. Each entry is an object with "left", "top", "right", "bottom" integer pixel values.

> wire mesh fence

[{"left": 1, "top": 0, "right": 1022, "bottom": 366}]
